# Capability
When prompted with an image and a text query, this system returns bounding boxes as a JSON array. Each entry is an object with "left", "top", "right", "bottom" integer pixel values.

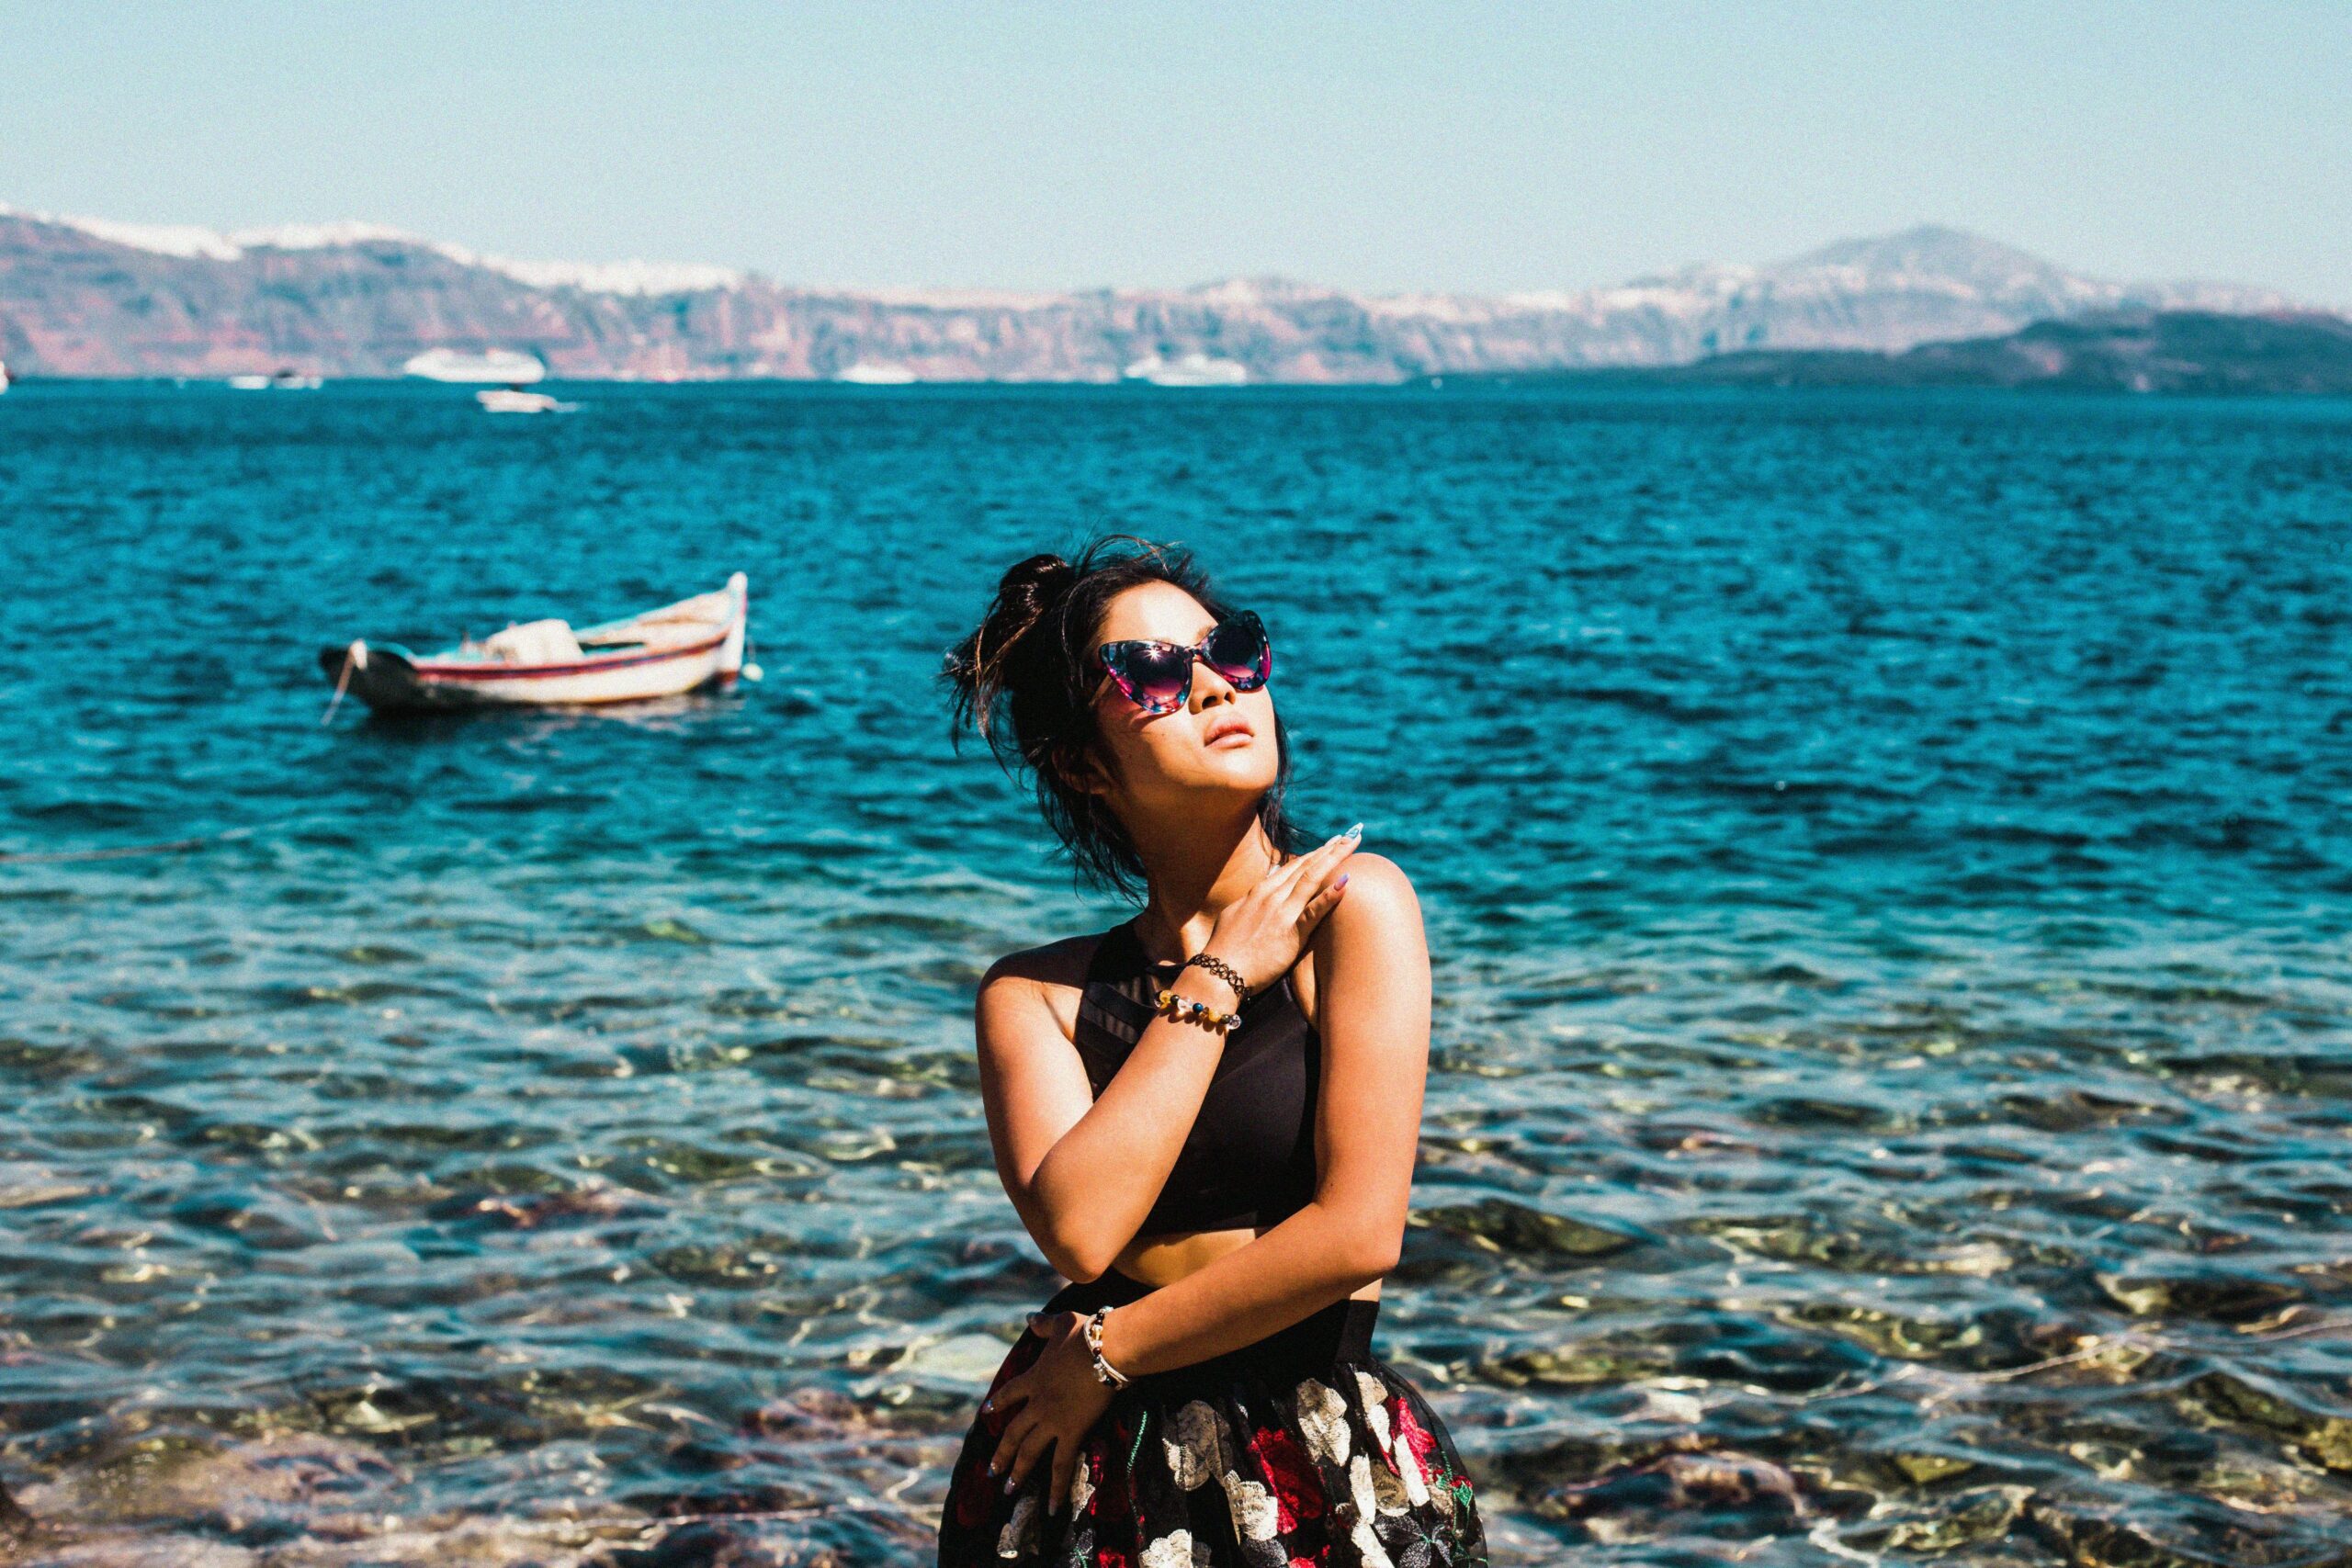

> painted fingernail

[
  {"left": 1002, "top": 1472, "right": 1018, "bottom": 1495},
  {"left": 1343, "top": 822, "right": 1363, "bottom": 840},
  {"left": 1335, "top": 874, "right": 1350, "bottom": 889}
]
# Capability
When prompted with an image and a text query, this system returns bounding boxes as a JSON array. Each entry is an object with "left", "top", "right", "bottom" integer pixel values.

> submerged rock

[
  {"left": 0, "top": 1476, "right": 30, "bottom": 1536},
  {"left": 2021, "top": 1499, "right": 2236, "bottom": 1568},
  {"left": 1412, "top": 1198, "right": 1642, "bottom": 1258},
  {"left": 1842, "top": 1484, "right": 2031, "bottom": 1553},
  {"left": 1530, "top": 1445, "right": 1808, "bottom": 1540},
  {"left": 2186, "top": 1370, "right": 2352, "bottom": 1474}
]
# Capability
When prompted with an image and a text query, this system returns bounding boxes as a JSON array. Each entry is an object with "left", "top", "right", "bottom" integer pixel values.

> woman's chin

[{"left": 1191, "top": 755, "right": 1280, "bottom": 795}]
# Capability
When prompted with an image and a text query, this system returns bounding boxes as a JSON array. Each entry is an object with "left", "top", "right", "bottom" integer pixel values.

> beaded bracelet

[
  {"left": 1082, "top": 1306, "right": 1131, "bottom": 1388},
  {"left": 1155, "top": 986, "right": 1240, "bottom": 1035},
  {"left": 1177, "top": 952, "right": 1250, "bottom": 1008}
]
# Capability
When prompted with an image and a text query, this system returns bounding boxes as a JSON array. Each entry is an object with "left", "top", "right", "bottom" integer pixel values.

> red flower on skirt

[
  {"left": 1245, "top": 1423, "right": 1326, "bottom": 1530},
  {"left": 1388, "top": 1394, "right": 1441, "bottom": 1472},
  {"left": 1091, "top": 1416, "right": 1137, "bottom": 1551},
  {"left": 949, "top": 1458, "right": 995, "bottom": 1529}
]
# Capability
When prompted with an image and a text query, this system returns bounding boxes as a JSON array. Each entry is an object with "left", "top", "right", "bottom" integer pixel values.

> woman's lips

[{"left": 1204, "top": 720, "right": 1253, "bottom": 746}]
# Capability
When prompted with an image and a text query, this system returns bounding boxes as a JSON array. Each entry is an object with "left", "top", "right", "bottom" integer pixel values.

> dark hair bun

[
  {"left": 941, "top": 555, "right": 1077, "bottom": 724},
  {"left": 998, "top": 554, "right": 1077, "bottom": 620}
]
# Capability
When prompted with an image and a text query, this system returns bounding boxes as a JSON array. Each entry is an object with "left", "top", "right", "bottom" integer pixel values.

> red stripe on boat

[{"left": 412, "top": 630, "right": 729, "bottom": 682}]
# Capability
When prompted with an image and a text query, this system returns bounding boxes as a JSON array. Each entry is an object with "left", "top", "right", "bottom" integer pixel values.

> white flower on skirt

[
  {"left": 1218, "top": 1469, "right": 1282, "bottom": 1541},
  {"left": 1352, "top": 1450, "right": 1410, "bottom": 1519},
  {"left": 1348, "top": 1510, "right": 1396, "bottom": 1568},
  {"left": 1354, "top": 1370, "right": 1393, "bottom": 1451},
  {"left": 1351, "top": 1370, "right": 1435, "bottom": 1510},
  {"left": 1139, "top": 1529, "right": 1197, "bottom": 1568},
  {"left": 1389, "top": 1423, "right": 1430, "bottom": 1510},
  {"left": 1068, "top": 1456, "right": 1094, "bottom": 1516},
  {"left": 1295, "top": 1377, "right": 1351, "bottom": 1465},
  {"left": 1427, "top": 1466, "right": 1456, "bottom": 1522},
  {"left": 1369, "top": 1449, "right": 1412, "bottom": 1515},
  {"left": 995, "top": 1494, "right": 1038, "bottom": 1559},
  {"left": 1349, "top": 1452, "right": 1378, "bottom": 1520},
  {"left": 1164, "top": 1400, "right": 1226, "bottom": 1491}
]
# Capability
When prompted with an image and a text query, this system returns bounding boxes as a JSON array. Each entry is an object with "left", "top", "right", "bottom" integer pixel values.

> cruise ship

[
  {"left": 835, "top": 361, "right": 919, "bottom": 385},
  {"left": 1122, "top": 351, "right": 1249, "bottom": 388},
  {"left": 402, "top": 348, "right": 548, "bottom": 384}
]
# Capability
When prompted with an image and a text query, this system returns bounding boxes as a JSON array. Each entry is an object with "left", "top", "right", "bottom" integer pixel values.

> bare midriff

[{"left": 1113, "top": 1226, "right": 1384, "bottom": 1302}]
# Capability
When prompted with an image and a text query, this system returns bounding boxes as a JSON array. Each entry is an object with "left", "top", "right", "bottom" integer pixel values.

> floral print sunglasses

[{"left": 1093, "top": 611, "right": 1273, "bottom": 716}]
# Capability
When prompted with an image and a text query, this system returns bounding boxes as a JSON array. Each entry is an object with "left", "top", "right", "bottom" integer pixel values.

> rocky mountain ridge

[
  {"left": 0, "top": 206, "right": 2303, "bottom": 382},
  {"left": 1637, "top": 310, "right": 2352, "bottom": 395}
]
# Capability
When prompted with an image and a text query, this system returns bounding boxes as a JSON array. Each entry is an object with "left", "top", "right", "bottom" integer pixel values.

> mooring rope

[{"left": 321, "top": 640, "right": 363, "bottom": 725}]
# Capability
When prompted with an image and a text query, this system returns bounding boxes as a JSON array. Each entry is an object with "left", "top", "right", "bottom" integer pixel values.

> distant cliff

[
  {"left": 1617, "top": 310, "right": 2352, "bottom": 395},
  {"left": 0, "top": 209, "right": 2305, "bottom": 383}
]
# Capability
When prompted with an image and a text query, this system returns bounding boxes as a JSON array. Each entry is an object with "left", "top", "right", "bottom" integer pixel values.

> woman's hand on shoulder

[{"left": 1201, "top": 826, "right": 1364, "bottom": 998}]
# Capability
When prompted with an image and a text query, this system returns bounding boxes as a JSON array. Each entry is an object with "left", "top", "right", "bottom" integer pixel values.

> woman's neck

[{"left": 1128, "top": 805, "right": 1281, "bottom": 962}]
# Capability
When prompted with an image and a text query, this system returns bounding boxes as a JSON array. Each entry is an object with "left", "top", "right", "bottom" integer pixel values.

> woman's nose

[{"left": 1189, "top": 654, "right": 1238, "bottom": 708}]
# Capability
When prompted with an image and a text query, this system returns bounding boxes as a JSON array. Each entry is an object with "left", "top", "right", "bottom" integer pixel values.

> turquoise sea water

[{"left": 3, "top": 381, "right": 2350, "bottom": 1565}]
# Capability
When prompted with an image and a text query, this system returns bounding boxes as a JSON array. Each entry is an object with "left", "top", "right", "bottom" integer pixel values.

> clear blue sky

[{"left": 6, "top": 2, "right": 2347, "bottom": 302}]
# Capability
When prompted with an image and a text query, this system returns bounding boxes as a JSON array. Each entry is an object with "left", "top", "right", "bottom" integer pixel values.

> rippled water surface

[{"left": 3, "top": 382, "right": 2350, "bottom": 1565}]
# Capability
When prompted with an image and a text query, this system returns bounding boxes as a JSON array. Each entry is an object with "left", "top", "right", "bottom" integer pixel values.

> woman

[{"left": 934, "top": 537, "right": 1487, "bottom": 1568}]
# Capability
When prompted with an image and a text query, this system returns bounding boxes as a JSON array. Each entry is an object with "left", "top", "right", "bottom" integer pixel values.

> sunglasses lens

[
  {"left": 1111, "top": 645, "right": 1193, "bottom": 711},
  {"left": 1204, "top": 615, "right": 1271, "bottom": 689}
]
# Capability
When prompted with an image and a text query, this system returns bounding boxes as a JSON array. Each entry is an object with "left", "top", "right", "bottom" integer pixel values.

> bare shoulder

[
  {"left": 1297, "top": 852, "right": 1427, "bottom": 1023},
  {"left": 975, "top": 931, "right": 1102, "bottom": 1048},
  {"left": 1318, "top": 852, "right": 1425, "bottom": 946},
  {"left": 1335, "top": 851, "right": 1418, "bottom": 909},
  {"left": 979, "top": 931, "right": 1099, "bottom": 993}
]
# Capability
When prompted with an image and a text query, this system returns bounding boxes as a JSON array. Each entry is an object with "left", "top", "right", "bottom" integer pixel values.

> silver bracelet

[
  {"left": 1082, "top": 1306, "right": 1131, "bottom": 1389},
  {"left": 1177, "top": 952, "right": 1250, "bottom": 1007}
]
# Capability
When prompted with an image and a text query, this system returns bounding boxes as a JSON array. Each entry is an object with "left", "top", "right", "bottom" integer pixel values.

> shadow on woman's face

[{"left": 1083, "top": 581, "right": 1282, "bottom": 822}]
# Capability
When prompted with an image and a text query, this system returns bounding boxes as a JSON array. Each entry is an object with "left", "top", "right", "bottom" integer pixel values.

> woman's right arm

[{"left": 975, "top": 957, "right": 1235, "bottom": 1282}]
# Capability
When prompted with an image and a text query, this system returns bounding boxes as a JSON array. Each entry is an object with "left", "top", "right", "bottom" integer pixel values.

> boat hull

[{"left": 321, "top": 576, "right": 748, "bottom": 713}]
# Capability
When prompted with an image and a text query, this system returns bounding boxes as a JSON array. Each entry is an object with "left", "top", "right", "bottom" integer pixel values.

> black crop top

[{"left": 1071, "top": 919, "right": 1322, "bottom": 1236}]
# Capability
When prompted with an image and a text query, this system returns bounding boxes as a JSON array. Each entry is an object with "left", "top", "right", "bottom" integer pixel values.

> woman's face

[{"left": 1081, "top": 581, "right": 1281, "bottom": 817}]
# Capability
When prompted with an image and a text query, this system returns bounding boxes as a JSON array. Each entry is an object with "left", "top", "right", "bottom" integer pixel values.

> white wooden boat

[{"left": 320, "top": 573, "right": 752, "bottom": 714}]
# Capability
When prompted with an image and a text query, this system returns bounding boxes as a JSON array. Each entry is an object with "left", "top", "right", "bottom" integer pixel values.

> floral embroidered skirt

[{"left": 938, "top": 1269, "right": 1487, "bottom": 1568}]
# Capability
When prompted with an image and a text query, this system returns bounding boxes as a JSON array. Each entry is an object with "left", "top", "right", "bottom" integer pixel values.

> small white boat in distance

[
  {"left": 0, "top": 359, "right": 10, "bottom": 393},
  {"left": 320, "top": 573, "right": 753, "bottom": 714},
  {"left": 404, "top": 347, "right": 548, "bottom": 384},
  {"left": 836, "top": 361, "right": 919, "bottom": 385},
  {"left": 476, "top": 388, "right": 576, "bottom": 414},
  {"left": 1123, "top": 351, "right": 1249, "bottom": 387},
  {"left": 228, "top": 367, "right": 323, "bottom": 390}
]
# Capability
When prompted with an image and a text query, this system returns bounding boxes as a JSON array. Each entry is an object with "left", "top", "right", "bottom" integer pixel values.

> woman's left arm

[
  {"left": 1098, "top": 851, "right": 1430, "bottom": 1364},
  {"left": 988, "top": 853, "right": 1430, "bottom": 1502}
]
